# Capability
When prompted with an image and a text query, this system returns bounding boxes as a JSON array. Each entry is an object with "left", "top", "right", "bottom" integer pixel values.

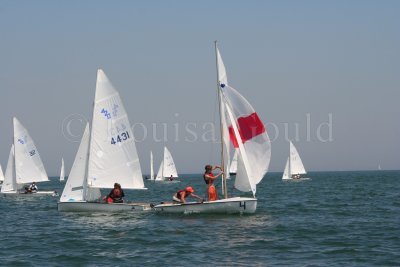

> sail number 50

[{"left": 111, "top": 131, "right": 130, "bottom": 145}]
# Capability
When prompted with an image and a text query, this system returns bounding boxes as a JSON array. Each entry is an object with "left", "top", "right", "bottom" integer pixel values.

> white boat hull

[
  {"left": 57, "top": 201, "right": 152, "bottom": 212},
  {"left": 282, "top": 177, "right": 311, "bottom": 181},
  {"left": 1, "top": 191, "right": 58, "bottom": 197},
  {"left": 154, "top": 197, "right": 257, "bottom": 214}
]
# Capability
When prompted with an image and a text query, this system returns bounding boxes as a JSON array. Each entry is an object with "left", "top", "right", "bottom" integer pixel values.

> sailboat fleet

[{"left": 1, "top": 43, "right": 310, "bottom": 213}]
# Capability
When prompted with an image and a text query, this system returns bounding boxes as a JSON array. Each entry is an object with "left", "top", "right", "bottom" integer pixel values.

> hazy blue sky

[{"left": 0, "top": 0, "right": 399, "bottom": 175}]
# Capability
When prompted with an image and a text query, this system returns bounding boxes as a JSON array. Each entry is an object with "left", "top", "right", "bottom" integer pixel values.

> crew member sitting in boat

[
  {"left": 25, "top": 182, "right": 38, "bottom": 193},
  {"left": 106, "top": 183, "right": 125, "bottom": 203},
  {"left": 168, "top": 175, "right": 174, "bottom": 181},
  {"left": 172, "top": 187, "right": 203, "bottom": 203},
  {"left": 203, "top": 165, "right": 223, "bottom": 201}
]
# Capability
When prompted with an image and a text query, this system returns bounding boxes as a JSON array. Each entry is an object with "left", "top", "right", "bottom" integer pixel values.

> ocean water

[{"left": 0, "top": 171, "right": 399, "bottom": 266}]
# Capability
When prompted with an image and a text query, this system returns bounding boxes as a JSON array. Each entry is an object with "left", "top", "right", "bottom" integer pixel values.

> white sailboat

[
  {"left": 150, "top": 151, "right": 155, "bottom": 180},
  {"left": 58, "top": 69, "right": 150, "bottom": 212},
  {"left": 0, "top": 164, "right": 4, "bottom": 185},
  {"left": 229, "top": 150, "right": 238, "bottom": 175},
  {"left": 378, "top": 164, "right": 382, "bottom": 171},
  {"left": 59, "top": 158, "right": 65, "bottom": 182},
  {"left": 282, "top": 141, "right": 310, "bottom": 181},
  {"left": 154, "top": 43, "right": 271, "bottom": 214},
  {"left": 155, "top": 146, "right": 179, "bottom": 182},
  {"left": 1, "top": 118, "right": 57, "bottom": 196}
]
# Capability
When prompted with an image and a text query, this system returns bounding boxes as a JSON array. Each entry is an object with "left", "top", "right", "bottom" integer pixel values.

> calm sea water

[{"left": 0, "top": 171, "right": 399, "bottom": 266}]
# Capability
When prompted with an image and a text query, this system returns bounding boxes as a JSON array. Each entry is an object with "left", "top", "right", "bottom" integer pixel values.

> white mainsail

[
  {"left": 155, "top": 147, "right": 179, "bottom": 181},
  {"left": 87, "top": 69, "right": 144, "bottom": 189},
  {"left": 13, "top": 117, "right": 49, "bottom": 184},
  {"left": 60, "top": 158, "right": 65, "bottom": 182},
  {"left": 60, "top": 124, "right": 101, "bottom": 202},
  {"left": 1, "top": 145, "right": 17, "bottom": 193},
  {"left": 0, "top": 164, "right": 4, "bottom": 183},
  {"left": 217, "top": 47, "right": 271, "bottom": 196},
  {"left": 155, "top": 159, "right": 164, "bottom": 181},
  {"left": 282, "top": 142, "right": 307, "bottom": 180},
  {"left": 163, "top": 147, "right": 178, "bottom": 178},
  {"left": 229, "top": 150, "right": 238, "bottom": 174},
  {"left": 282, "top": 157, "right": 290, "bottom": 180},
  {"left": 150, "top": 151, "right": 154, "bottom": 180},
  {"left": 289, "top": 141, "right": 307, "bottom": 176}
]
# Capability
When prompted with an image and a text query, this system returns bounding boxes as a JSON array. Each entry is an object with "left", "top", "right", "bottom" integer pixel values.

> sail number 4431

[{"left": 111, "top": 131, "right": 130, "bottom": 145}]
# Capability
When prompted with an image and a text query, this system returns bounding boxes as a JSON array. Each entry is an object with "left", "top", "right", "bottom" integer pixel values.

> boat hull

[
  {"left": 154, "top": 197, "right": 257, "bottom": 214},
  {"left": 1, "top": 191, "right": 58, "bottom": 197},
  {"left": 57, "top": 201, "right": 152, "bottom": 212},
  {"left": 282, "top": 177, "right": 311, "bottom": 181}
]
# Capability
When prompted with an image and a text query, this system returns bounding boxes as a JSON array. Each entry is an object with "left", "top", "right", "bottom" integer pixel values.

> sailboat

[
  {"left": 378, "top": 164, "right": 382, "bottom": 171},
  {"left": 154, "top": 43, "right": 271, "bottom": 214},
  {"left": 282, "top": 141, "right": 310, "bottom": 181},
  {"left": 59, "top": 158, "right": 65, "bottom": 182},
  {"left": 58, "top": 69, "right": 150, "bottom": 212},
  {"left": 149, "top": 151, "right": 154, "bottom": 180},
  {"left": 0, "top": 164, "right": 4, "bottom": 185},
  {"left": 229, "top": 150, "right": 238, "bottom": 175},
  {"left": 1, "top": 118, "right": 57, "bottom": 196},
  {"left": 155, "top": 146, "right": 179, "bottom": 182}
]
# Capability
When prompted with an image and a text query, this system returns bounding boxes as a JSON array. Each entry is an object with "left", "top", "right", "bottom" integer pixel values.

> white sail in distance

[{"left": 13, "top": 117, "right": 49, "bottom": 184}]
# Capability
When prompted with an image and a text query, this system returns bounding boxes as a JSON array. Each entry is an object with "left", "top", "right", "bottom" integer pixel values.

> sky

[{"left": 0, "top": 0, "right": 399, "bottom": 175}]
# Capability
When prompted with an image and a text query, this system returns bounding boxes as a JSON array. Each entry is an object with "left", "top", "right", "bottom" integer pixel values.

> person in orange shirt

[
  {"left": 172, "top": 187, "right": 203, "bottom": 203},
  {"left": 203, "top": 165, "right": 224, "bottom": 201}
]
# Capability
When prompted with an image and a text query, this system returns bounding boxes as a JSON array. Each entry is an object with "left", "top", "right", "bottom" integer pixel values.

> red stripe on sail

[{"left": 229, "top": 112, "right": 266, "bottom": 148}]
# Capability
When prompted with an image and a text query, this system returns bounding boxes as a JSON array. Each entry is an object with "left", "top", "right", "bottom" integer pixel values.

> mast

[{"left": 215, "top": 41, "right": 228, "bottom": 198}]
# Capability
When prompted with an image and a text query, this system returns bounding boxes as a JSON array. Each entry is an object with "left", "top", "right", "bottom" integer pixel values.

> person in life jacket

[
  {"left": 25, "top": 182, "right": 38, "bottom": 193},
  {"left": 172, "top": 187, "right": 203, "bottom": 203},
  {"left": 106, "top": 183, "right": 125, "bottom": 203},
  {"left": 203, "top": 165, "right": 224, "bottom": 201}
]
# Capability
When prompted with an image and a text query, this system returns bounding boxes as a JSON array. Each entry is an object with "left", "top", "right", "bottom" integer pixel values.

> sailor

[
  {"left": 106, "top": 183, "right": 125, "bottom": 203},
  {"left": 203, "top": 165, "right": 223, "bottom": 201},
  {"left": 172, "top": 187, "right": 203, "bottom": 203},
  {"left": 27, "top": 182, "right": 38, "bottom": 193}
]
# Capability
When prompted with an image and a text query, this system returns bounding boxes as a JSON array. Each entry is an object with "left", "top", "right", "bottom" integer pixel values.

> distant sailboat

[
  {"left": 58, "top": 69, "right": 150, "bottom": 212},
  {"left": 229, "top": 150, "right": 238, "bottom": 175},
  {"left": 0, "top": 164, "right": 4, "bottom": 185},
  {"left": 1, "top": 118, "right": 57, "bottom": 196},
  {"left": 150, "top": 151, "right": 154, "bottom": 180},
  {"left": 59, "top": 158, "right": 65, "bottom": 182},
  {"left": 378, "top": 164, "right": 382, "bottom": 170},
  {"left": 282, "top": 141, "right": 310, "bottom": 181},
  {"left": 155, "top": 147, "right": 179, "bottom": 182}
]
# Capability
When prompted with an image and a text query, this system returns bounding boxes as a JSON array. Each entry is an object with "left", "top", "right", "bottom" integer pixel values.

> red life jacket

[{"left": 203, "top": 172, "right": 214, "bottom": 185}]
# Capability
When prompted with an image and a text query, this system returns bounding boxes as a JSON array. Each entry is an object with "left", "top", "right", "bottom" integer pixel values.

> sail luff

[{"left": 215, "top": 42, "right": 229, "bottom": 198}]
